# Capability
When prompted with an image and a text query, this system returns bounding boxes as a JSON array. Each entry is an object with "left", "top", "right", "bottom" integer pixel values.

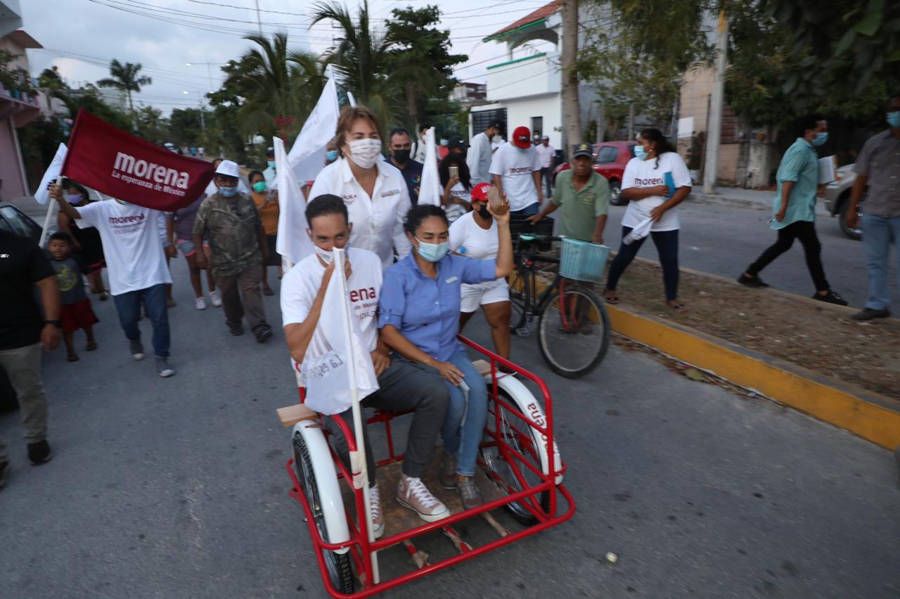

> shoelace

[{"left": 406, "top": 477, "right": 439, "bottom": 508}]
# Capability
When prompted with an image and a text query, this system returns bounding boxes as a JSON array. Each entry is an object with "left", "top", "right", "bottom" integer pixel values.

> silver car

[{"left": 823, "top": 164, "right": 863, "bottom": 240}]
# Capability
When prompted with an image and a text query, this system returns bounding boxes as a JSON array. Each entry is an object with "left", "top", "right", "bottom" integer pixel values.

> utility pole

[
  {"left": 254, "top": 0, "right": 263, "bottom": 36},
  {"left": 561, "top": 0, "right": 582, "bottom": 151},
  {"left": 703, "top": 9, "right": 728, "bottom": 194}
]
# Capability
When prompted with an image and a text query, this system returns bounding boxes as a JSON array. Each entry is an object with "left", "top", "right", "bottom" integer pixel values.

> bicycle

[{"left": 508, "top": 225, "right": 610, "bottom": 379}]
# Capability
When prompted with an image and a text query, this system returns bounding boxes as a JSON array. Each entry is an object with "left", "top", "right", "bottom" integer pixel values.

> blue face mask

[
  {"left": 634, "top": 145, "right": 648, "bottom": 160},
  {"left": 326, "top": 150, "right": 339, "bottom": 163},
  {"left": 219, "top": 186, "right": 238, "bottom": 198},
  {"left": 812, "top": 132, "right": 829, "bottom": 147},
  {"left": 415, "top": 239, "right": 449, "bottom": 262},
  {"left": 887, "top": 111, "right": 900, "bottom": 129}
]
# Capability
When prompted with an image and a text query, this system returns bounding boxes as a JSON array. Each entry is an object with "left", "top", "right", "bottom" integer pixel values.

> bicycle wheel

[
  {"left": 538, "top": 284, "right": 610, "bottom": 378},
  {"left": 508, "top": 269, "right": 531, "bottom": 335},
  {"left": 293, "top": 432, "right": 355, "bottom": 594},
  {"left": 480, "top": 388, "right": 550, "bottom": 526}
]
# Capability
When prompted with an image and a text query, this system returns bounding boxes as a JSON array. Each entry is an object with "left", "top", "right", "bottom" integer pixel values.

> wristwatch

[{"left": 43, "top": 320, "right": 62, "bottom": 328}]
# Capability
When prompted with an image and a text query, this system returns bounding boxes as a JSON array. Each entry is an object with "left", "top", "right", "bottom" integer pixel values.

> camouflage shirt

[{"left": 193, "top": 192, "right": 262, "bottom": 277}]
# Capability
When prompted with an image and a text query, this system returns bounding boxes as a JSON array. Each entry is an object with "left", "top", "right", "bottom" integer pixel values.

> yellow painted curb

[{"left": 607, "top": 304, "right": 900, "bottom": 450}]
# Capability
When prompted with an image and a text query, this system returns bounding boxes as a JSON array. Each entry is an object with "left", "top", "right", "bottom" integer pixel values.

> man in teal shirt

[
  {"left": 738, "top": 116, "right": 847, "bottom": 305},
  {"left": 528, "top": 143, "right": 610, "bottom": 243}
]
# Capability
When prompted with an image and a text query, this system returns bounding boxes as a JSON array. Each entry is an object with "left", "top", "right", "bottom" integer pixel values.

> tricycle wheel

[
  {"left": 481, "top": 389, "right": 550, "bottom": 526},
  {"left": 293, "top": 433, "right": 354, "bottom": 594}
]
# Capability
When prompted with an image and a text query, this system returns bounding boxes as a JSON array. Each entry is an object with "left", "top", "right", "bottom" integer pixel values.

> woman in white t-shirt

[
  {"left": 439, "top": 153, "right": 472, "bottom": 224},
  {"left": 448, "top": 183, "right": 511, "bottom": 358},
  {"left": 308, "top": 106, "right": 412, "bottom": 269},
  {"left": 604, "top": 128, "right": 692, "bottom": 310}
]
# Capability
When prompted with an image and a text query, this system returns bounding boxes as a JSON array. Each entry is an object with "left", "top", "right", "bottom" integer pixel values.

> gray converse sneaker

[
  {"left": 396, "top": 475, "right": 450, "bottom": 522},
  {"left": 129, "top": 339, "right": 145, "bottom": 361},
  {"left": 156, "top": 356, "right": 175, "bottom": 378},
  {"left": 457, "top": 475, "right": 483, "bottom": 510},
  {"left": 368, "top": 484, "right": 384, "bottom": 539},
  {"left": 439, "top": 452, "right": 457, "bottom": 489}
]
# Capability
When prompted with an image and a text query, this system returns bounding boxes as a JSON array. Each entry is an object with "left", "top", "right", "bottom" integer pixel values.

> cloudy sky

[{"left": 21, "top": 0, "right": 553, "bottom": 113}]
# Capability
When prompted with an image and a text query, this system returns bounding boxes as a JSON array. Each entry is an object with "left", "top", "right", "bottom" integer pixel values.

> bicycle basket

[{"left": 559, "top": 238, "right": 609, "bottom": 283}]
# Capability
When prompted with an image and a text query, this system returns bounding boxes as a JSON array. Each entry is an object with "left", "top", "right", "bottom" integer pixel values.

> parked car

[
  {"left": 823, "top": 164, "right": 863, "bottom": 240},
  {"left": 0, "top": 203, "right": 44, "bottom": 413},
  {"left": 553, "top": 141, "right": 636, "bottom": 205}
]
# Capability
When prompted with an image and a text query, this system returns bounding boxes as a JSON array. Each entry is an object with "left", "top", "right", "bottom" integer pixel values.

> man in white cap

[
  {"left": 194, "top": 160, "right": 274, "bottom": 343},
  {"left": 53, "top": 184, "right": 177, "bottom": 377}
]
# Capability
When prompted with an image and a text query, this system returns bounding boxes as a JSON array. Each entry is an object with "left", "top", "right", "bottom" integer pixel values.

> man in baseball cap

[{"left": 488, "top": 125, "right": 544, "bottom": 218}]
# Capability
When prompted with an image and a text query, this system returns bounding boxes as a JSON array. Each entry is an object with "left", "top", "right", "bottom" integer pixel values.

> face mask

[
  {"left": 65, "top": 194, "right": 82, "bottom": 205},
  {"left": 476, "top": 204, "right": 490, "bottom": 219},
  {"left": 325, "top": 149, "right": 339, "bottom": 163},
  {"left": 252, "top": 181, "right": 267, "bottom": 193},
  {"left": 634, "top": 146, "right": 648, "bottom": 160},
  {"left": 812, "top": 132, "right": 828, "bottom": 147},
  {"left": 887, "top": 111, "right": 900, "bottom": 128},
  {"left": 267, "top": 160, "right": 276, "bottom": 170},
  {"left": 392, "top": 149, "right": 411, "bottom": 164},
  {"left": 314, "top": 245, "right": 334, "bottom": 265},
  {"left": 348, "top": 139, "right": 382, "bottom": 169},
  {"left": 219, "top": 186, "right": 238, "bottom": 198},
  {"left": 415, "top": 238, "right": 449, "bottom": 262}
]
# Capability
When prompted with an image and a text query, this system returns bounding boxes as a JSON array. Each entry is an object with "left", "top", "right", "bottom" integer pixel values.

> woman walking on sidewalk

[
  {"left": 604, "top": 128, "right": 692, "bottom": 310},
  {"left": 738, "top": 115, "right": 847, "bottom": 305}
]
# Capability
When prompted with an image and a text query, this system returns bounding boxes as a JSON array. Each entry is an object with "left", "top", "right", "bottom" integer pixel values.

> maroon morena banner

[{"left": 61, "top": 109, "right": 215, "bottom": 211}]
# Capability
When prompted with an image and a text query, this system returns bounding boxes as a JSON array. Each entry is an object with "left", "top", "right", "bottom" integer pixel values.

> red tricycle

[{"left": 277, "top": 336, "right": 575, "bottom": 598}]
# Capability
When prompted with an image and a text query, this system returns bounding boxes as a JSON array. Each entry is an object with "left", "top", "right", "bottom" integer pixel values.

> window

[
  {"left": 472, "top": 109, "right": 507, "bottom": 138},
  {"left": 531, "top": 117, "right": 543, "bottom": 139},
  {"left": 596, "top": 146, "right": 619, "bottom": 164}
]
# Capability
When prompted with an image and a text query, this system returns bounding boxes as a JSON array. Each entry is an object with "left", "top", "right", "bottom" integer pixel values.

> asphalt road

[
  {"left": 602, "top": 195, "right": 899, "bottom": 310},
  {"left": 1, "top": 255, "right": 897, "bottom": 599}
]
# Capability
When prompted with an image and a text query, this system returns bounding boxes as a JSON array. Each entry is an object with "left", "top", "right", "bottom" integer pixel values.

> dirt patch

[{"left": 609, "top": 259, "right": 900, "bottom": 402}]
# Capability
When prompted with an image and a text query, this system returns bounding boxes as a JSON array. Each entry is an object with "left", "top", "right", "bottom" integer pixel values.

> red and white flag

[{"left": 62, "top": 109, "right": 215, "bottom": 211}]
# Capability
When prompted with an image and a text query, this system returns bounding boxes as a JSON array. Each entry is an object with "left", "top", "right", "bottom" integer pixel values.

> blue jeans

[
  {"left": 511, "top": 203, "right": 539, "bottom": 218},
  {"left": 441, "top": 350, "right": 489, "bottom": 477},
  {"left": 862, "top": 213, "right": 900, "bottom": 311},
  {"left": 112, "top": 284, "right": 170, "bottom": 357}
]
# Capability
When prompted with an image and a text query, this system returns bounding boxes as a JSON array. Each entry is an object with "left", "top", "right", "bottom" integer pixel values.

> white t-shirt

[
  {"left": 446, "top": 183, "right": 470, "bottom": 224},
  {"left": 280, "top": 247, "right": 382, "bottom": 354},
  {"left": 308, "top": 158, "right": 412, "bottom": 270},
  {"left": 77, "top": 200, "right": 172, "bottom": 295},
  {"left": 621, "top": 152, "right": 692, "bottom": 232},
  {"left": 489, "top": 142, "right": 542, "bottom": 211},
  {"left": 535, "top": 143, "right": 555, "bottom": 169},
  {"left": 449, "top": 211, "right": 507, "bottom": 291}
]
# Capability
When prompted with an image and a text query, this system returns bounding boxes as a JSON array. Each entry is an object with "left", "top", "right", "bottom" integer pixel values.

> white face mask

[{"left": 347, "top": 139, "right": 382, "bottom": 169}]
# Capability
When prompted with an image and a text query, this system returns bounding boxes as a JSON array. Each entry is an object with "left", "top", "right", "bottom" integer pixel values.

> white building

[{"left": 469, "top": 0, "right": 602, "bottom": 156}]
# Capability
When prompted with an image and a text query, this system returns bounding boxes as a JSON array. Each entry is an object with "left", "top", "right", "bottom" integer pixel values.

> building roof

[
  {"left": 484, "top": 0, "right": 561, "bottom": 42},
  {"left": 5, "top": 29, "right": 42, "bottom": 49}
]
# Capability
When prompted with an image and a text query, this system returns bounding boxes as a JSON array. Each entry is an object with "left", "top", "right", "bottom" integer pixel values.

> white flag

[
  {"left": 274, "top": 137, "right": 315, "bottom": 266},
  {"left": 417, "top": 127, "right": 442, "bottom": 207},
  {"left": 34, "top": 143, "right": 67, "bottom": 205},
  {"left": 302, "top": 249, "right": 379, "bottom": 415},
  {"left": 288, "top": 77, "right": 341, "bottom": 184}
]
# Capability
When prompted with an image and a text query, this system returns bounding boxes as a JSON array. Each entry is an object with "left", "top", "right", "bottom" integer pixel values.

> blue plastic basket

[{"left": 559, "top": 238, "right": 609, "bottom": 283}]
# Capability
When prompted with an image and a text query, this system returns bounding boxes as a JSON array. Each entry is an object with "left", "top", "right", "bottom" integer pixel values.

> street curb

[{"left": 606, "top": 303, "right": 900, "bottom": 450}]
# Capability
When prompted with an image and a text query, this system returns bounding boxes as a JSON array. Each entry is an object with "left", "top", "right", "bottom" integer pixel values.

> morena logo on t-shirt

[
  {"left": 508, "top": 166, "right": 533, "bottom": 175},
  {"left": 108, "top": 213, "right": 146, "bottom": 225},
  {"left": 634, "top": 177, "right": 664, "bottom": 186},
  {"left": 349, "top": 287, "right": 377, "bottom": 303}
]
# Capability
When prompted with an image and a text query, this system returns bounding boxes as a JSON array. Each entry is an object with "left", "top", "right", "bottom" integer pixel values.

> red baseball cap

[
  {"left": 471, "top": 182, "right": 490, "bottom": 202},
  {"left": 512, "top": 126, "right": 532, "bottom": 149}
]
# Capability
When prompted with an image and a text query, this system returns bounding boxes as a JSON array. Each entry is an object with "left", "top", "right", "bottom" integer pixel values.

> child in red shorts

[{"left": 48, "top": 232, "right": 99, "bottom": 362}]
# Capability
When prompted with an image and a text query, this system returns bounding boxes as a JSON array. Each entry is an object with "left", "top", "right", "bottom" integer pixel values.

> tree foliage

[{"left": 97, "top": 59, "right": 152, "bottom": 113}]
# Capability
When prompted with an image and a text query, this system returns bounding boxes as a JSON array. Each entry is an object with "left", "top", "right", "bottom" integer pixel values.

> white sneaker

[
  {"left": 368, "top": 484, "right": 384, "bottom": 539},
  {"left": 396, "top": 475, "right": 450, "bottom": 523},
  {"left": 194, "top": 297, "right": 207, "bottom": 310},
  {"left": 209, "top": 289, "right": 222, "bottom": 307}
]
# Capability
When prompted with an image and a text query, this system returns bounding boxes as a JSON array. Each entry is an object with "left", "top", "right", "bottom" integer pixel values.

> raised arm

[
  {"left": 284, "top": 264, "right": 336, "bottom": 364},
  {"left": 51, "top": 184, "right": 82, "bottom": 220}
]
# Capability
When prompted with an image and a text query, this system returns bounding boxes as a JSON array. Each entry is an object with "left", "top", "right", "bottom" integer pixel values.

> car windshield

[
  {"left": 596, "top": 146, "right": 618, "bottom": 164},
  {"left": 0, "top": 206, "right": 41, "bottom": 241}
]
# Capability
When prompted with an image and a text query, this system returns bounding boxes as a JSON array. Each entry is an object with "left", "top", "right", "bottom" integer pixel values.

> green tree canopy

[{"left": 97, "top": 59, "right": 152, "bottom": 113}]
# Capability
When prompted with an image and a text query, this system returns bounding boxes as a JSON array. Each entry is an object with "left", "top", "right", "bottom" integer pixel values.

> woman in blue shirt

[{"left": 379, "top": 202, "right": 513, "bottom": 509}]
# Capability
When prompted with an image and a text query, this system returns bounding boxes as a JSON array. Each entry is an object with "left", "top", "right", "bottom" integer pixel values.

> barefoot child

[{"left": 47, "top": 232, "right": 98, "bottom": 361}]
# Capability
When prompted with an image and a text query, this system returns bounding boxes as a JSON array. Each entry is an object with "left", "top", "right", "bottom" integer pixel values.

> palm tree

[
  {"left": 97, "top": 59, "right": 152, "bottom": 114},
  {"left": 221, "top": 33, "right": 327, "bottom": 140},
  {"left": 310, "top": 0, "right": 397, "bottom": 126}
]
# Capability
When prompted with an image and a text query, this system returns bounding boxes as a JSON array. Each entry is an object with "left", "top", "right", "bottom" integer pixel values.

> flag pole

[{"left": 333, "top": 247, "right": 380, "bottom": 584}]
